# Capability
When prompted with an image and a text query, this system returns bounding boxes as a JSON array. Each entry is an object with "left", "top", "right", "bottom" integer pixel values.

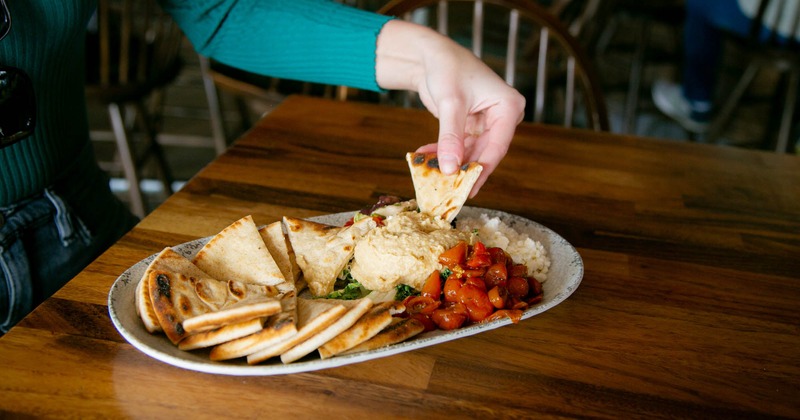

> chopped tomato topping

[
  {"left": 420, "top": 270, "right": 442, "bottom": 299},
  {"left": 439, "top": 241, "right": 468, "bottom": 268}
]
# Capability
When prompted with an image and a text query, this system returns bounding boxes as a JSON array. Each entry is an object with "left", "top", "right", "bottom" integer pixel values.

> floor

[{"left": 87, "top": 13, "right": 798, "bottom": 216}]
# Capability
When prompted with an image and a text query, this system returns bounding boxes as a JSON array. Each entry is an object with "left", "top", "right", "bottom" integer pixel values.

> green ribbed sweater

[{"left": 0, "top": 0, "right": 391, "bottom": 206}]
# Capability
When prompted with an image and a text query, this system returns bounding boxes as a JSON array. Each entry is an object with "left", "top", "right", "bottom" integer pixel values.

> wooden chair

[
  {"left": 594, "top": 0, "right": 685, "bottom": 134},
  {"left": 199, "top": 57, "right": 340, "bottom": 155},
  {"left": 85, "top": 0, "right": 183, "bottom": 218},
  {"left": 374, "top": 0, "right": 610, "bottom": 131},
  {"left": 706, "top": 0, "right": 800, "bottom": 153}
]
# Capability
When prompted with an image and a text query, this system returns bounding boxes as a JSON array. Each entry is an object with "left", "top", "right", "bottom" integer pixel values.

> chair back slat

[
  {"left": 534, "top": 27, "right": 548, "bottom": 124},
  {"left": 378, "top": 0, "right": 609, "bottom": 131},
  {"left": 472, "top": 0, "right": 483, "bottom": 58},
  {"left": 88, "top": 0, "right": 184, "bottom": 96},
  {"left": 438, "top": 1, "right": 448, "bottom": 35},
  {"left": 504, "top": 8, "right": 519, "bottom": 86},
  {"left": 119, "top": 0, "right": 132, "bottom": 84}
]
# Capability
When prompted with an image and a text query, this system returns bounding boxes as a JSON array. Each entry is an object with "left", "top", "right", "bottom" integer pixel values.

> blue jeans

[
  {"left": 0, "top": 143, "right": 138, "bottom": 334},
  {"left": 682, "top": 0, "right": 752, "bottom": 109}
]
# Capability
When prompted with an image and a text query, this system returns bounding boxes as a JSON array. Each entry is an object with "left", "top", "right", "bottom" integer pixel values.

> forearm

[{"left": 161, "top": 0, "right": 392, "bottom": 91}]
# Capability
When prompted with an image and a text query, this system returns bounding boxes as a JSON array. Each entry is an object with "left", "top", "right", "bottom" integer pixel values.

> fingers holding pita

[{"left": 434, "top": 99, "right": 468, "bottom": 175}]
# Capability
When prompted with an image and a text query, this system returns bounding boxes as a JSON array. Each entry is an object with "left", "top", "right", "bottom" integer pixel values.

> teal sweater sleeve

[{"left": 160, "top": 0, "right": 394, "bottom": 92}]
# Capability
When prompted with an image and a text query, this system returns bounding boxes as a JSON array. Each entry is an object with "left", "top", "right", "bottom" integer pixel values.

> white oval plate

[{"left": 108, "top": 207, "right": 583, "bottom": 376}]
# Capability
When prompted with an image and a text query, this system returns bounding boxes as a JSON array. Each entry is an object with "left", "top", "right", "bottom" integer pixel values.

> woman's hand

[{"left": 376, "top": 20, "right": 526, "bottom": 197}]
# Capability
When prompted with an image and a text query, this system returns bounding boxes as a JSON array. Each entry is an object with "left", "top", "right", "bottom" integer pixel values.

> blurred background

[{"left": 87, "top": 0, "right": 799, "bottom": 215}]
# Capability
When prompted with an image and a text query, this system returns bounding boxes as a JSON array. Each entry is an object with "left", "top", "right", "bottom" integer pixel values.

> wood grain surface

[{"left": 1, "top": 96, "right": 798, "bottom": 418}]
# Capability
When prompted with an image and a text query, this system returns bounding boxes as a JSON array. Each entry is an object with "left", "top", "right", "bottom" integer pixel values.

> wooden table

[{"left": 1, "top": 96, "right": 798, "bottom": 418}]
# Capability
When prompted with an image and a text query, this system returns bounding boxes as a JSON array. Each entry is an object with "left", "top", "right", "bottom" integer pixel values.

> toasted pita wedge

[
  {"left": 209, "top": 290, "right": 299, "bottom": 360},
  {"left": 406, "top": 152, "right": 482, "bottom": 223},
  {"left": 182, "top": 297, "right": 281, "bottom": 333},
  {"left": 283, "top": 216, "right": 376, "bottom": 296},
  {"left": 247, "top": 297, "right": 347, "bottom": 365},
  {"left": 259, "top": 221, "right": 300, "bottom": 284},
  {"left": 146, "top": 249, "right": 236, "bottom": 344},
  {"left": 339, "top": 317, "right": 425, "bottom": 356},
  {"left": 280, "top": 298, "right": 374, "bottom": 363},
  {"left": 135, "top": 258, "right": 162, "bottom": 333},
  {"left": 193, "top": 215, "right": 286, "bottom": 286},
  {"left": 318, "top": 300, "right": 404, "bottom": 359},
  {"left": 178, "top": 317, "right": 266, "bottom": 351},
  {"left": 209, "top": 312, "right": 297, "bottom": 361}
]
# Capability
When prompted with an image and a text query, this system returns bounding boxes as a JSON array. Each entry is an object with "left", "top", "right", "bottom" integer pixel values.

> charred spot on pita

[
  {"left": 179, "top": 295, "right": 192, "bottom": 314},
  {"left": 156, "top": 274, "right": 171, "bottom": 299},
  {"left": 426, "top": 157, "right": 439, "bottom": 169},
  {"left": 413, "top": 153, "right": 425, "bottom": 165}
]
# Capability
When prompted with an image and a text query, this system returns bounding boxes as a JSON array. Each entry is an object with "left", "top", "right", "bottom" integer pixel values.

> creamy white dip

[{"left": 349, "top": 211, "right": 466, "bottom": 292}]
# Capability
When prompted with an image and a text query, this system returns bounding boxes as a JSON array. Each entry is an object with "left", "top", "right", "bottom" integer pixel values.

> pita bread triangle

[
  {"left": 246, "top": 297, "right": 347, "bottom": 365},
  {"left": 193, "top": 215, "right": 286, "bottom": 287},
  {"left": 178, "top": 317, "right": 266, "bottom": 351},
  {"left": 280, "top": 297, "right": 374, "bottom": 363},
  {"left": 181, "top": 297, "right": 282, "bottom": 333},
  {"left": 258, "top": 221, "right": 300, "bottom": 284},
  {"left": 136, "top": 257, "right": 163, "bottom": 333},
  {"left": 406, "top": 152, "right": 483, "bottom": 223},
  {"left": 145, "top": 247, "right": 240, "bottom": 344},
  {"left": 339, "top": 317, "right": 425, "bottom": 356},
  {"left": 318, "top": 300, "right": 403, "bottom": 359},
  {"left": 283, "top": 216, "right": 376, "bottom": 296},
  {"left": 209, "top": 291, "right": 299, "bottom": 361}
]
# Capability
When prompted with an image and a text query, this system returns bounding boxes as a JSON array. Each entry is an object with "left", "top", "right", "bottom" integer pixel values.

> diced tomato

[
  {"left": 487, "top": 286, "right": 508, "bottom": 309},
  {"left": 439, "top": 241, "right": 468, "bottom": 268},
  {"left": 487, "top": 247, "right": 508, "bottom": 265},
  {"left": 457, "top": 284, "right": 495, "bottom": 322},
  {"left": 443, "top": 276, "right": 463, "bottom": 303},
  {"left": 343, "top": 217, "right": 355, "bottom": 227},
  {"left": 431, "top": 307, "right": 468, "bottom": 330},
  {"left": 404, "top": 296, "right": 440, "bottom": 315},
  {"left": 444, "top": 301, "right": 469, "bottom": 317},
  {"left": 372, "top": 215, "right": 385, "bottom": 226},
  {"left": 507, "top": 296, "right": 529, "bottom": 310},
  {"left": 507, "top": 276, "right": 530, "bottom": 298},
  {"left": 526, "top": 294, "right": 543, "bottom": 305},
  {"left": 484, "top": 263, "right": 508, "bottom": 289},
  {"left": 420, "top": 270, "right": 442, "bottom": 299},
  {"left": 409, "top": 313, "right": 437, "bottom": 332},
  {"left": 527, "top": 276, "right": 543, "bottom": 298},
  {"left": 464, "top": 276, "right": 486, "bottom": 292},
  {"left": 508, "top": 263, "right": 528, "bottom": 278},
  {"left": 466, "top": 242, "right": 492, "bottom": 268},
  {"left": 483, "top": 309, "right": 524, "bottom": 324},
  {"left": 464, "top": 268, "right": 486, "bottom": 278}
]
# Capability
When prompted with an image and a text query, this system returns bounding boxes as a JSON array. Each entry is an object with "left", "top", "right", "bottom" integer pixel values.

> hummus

[{"left": 349, "top": 211, "right": 466, "bottom": 292}]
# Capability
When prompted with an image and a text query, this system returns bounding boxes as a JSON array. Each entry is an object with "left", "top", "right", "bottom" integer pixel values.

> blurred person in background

[{"left": 652, "top": 0, "right": 799, "bottom": 133}]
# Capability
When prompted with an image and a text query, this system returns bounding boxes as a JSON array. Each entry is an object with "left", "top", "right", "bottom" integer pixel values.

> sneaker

[{"left": 652, "top": 80, "right": 710, "bottom": 134}]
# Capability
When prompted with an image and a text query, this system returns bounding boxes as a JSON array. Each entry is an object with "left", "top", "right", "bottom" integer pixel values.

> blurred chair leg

[
  {"left": 706, "top": 62, "right": 760, "bottom": 144},
  {"left": 776, "top": 69, "right": 798, "bottom": 153},
  {"left": 624, "top": 16, "right": 650, "bottom": 134},
  {"left": 134, "top": 100, "right": 175, "bottom": 197},
  {"left": 107, "top": 103, "right": 146, "bottom": 218},
  {"left": 199, "top": 55, "right": 229, "bottom": 155}
]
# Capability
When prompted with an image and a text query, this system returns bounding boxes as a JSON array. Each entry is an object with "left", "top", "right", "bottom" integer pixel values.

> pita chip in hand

[{"left": 406, "top": 152, "right": 482, "bottom": 223}]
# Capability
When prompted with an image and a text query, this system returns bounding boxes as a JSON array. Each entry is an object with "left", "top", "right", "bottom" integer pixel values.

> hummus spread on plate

[{"left": 349, "top": 211, "right": 466, "bottom": 292}]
